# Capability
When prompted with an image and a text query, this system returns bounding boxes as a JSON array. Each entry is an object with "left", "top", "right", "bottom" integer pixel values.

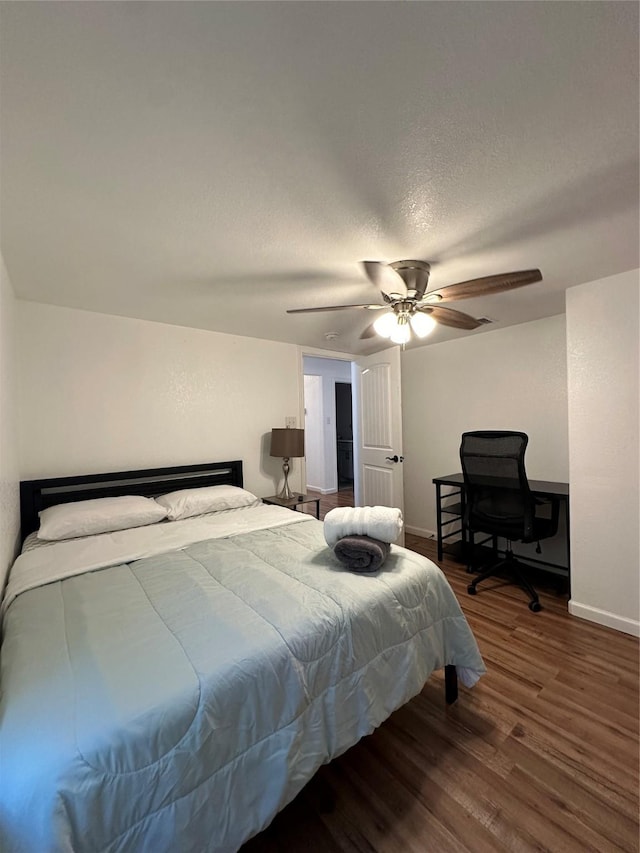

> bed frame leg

[{"left": 444, "top": 665, "right": 458, "bottom": 705}]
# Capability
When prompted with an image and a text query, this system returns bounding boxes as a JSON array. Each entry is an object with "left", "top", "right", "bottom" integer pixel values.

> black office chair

[{"left": 460, "top": 431, "right": 559, "bottom": 612}]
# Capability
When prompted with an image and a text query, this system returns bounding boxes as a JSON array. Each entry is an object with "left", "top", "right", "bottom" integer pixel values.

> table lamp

[{"left": 270, "top": 428, "right": 305, "bottom": 500}]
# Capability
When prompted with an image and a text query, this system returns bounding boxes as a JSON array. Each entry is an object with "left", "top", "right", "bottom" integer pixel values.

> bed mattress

[{"left": 0, "top": 507, "right": 485, "bottom": 852}]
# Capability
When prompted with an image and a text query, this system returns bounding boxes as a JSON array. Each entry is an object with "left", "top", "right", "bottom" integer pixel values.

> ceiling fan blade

[
  {"left": 426, "top": 269, "right": 543, "bottom": 302},
  {"left": 360, "top": 322, "right": 378, "bottom": 340},
  {"left": 287, "top": 303, "right": 385, "bottom": 314},
  {"left": 420, "top": 305, "right": 483, "bottom": 330},
  {"left": 362, "top": 261, "right": 408, "bottom": 298}
]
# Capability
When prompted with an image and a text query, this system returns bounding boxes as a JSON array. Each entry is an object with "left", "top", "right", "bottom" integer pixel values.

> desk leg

[
  {"left": 565, "top": 496, "right": 571, "bottom": 597},
  {"left": 444, "top": 664, "right": 458, "bottom": 705},
  {"left": 436, "top": 483, "right": 443, "bottom": 561}
]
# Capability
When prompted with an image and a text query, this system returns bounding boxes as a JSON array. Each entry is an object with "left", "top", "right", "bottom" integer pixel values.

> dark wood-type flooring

[
  {"left": 302, "top": 487, "right": 355, "bottom": 518},
  {"left": 243, "top": 489, "right": 639, "bottom": 852}
]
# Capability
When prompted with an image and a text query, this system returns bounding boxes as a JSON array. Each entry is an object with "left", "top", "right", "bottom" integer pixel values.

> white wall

[
  {"left": 0, "top": 256, "right": 20, "bottom": 592},
  {"left": 566, "top": 269, "right": 639, "bottom": 636},
  {"left": 18, "top": 303, "right": 303, "bottom": 498},
  {"left": 303, "top": 373, "right": 325, "bottom": 491},
  {"left": 401, "top": 314, "right": 569, "bottom": 537},
  {"left": 303, "top": 356, "right": 352, "bottom": 493}
]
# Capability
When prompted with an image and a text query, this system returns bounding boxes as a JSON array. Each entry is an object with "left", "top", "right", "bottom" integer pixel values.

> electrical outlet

[{"left": 285, "top": 416, "right": 297, "bottom": 428}]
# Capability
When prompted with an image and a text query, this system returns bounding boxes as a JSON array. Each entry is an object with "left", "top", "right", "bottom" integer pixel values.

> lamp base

[{"left": 277, "top": 458, "right": 294, "bottom": 500}]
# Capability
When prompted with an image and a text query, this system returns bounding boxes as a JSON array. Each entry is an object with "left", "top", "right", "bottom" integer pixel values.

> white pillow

[
  {"left": 38, "top": 495, "right": 168, "bottom": 541},
  {"left": 155, "top": 485, "right": 260, "bottom": 521}
]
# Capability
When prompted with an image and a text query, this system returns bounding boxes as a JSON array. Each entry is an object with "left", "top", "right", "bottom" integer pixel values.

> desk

[{"left": 432, "top": 473, "right": 570, "bottom": 583}]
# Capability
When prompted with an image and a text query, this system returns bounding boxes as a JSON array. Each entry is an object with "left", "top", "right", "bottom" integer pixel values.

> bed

[{"left": 0, "top": 460, "right": 485, "bottom": 853}]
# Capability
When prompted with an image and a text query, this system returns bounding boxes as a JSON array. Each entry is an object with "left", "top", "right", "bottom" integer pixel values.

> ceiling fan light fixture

[
  {"left": 390, "top": 316, "right": 411, "bottom": 345},
  {"left": 288, "top": 261, "right": 542, "bottom": 343},
  {"left": 409, "top": 312, "right": 437, "bottom": 338},
  {"left": 372, "top": 311, "right": 398, "bottom": 338}
]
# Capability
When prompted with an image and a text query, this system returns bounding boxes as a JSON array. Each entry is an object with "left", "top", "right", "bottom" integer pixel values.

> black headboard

[{"left": 19, "top": 460, "right": 244, "bottom": 542}]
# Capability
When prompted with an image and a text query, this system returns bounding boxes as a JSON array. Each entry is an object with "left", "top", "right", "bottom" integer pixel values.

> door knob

[{"left": 386, "top": 455, "right": 403, "bottom": 463}]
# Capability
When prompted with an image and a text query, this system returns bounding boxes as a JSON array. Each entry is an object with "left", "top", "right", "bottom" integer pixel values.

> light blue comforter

[{"left": 0, "top": 519, "right": 485, "bottom": 852}]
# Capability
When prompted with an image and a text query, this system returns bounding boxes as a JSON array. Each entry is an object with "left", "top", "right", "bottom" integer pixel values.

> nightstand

[{"left": 262, "top": 494, "right": 321, "bottom": 519}]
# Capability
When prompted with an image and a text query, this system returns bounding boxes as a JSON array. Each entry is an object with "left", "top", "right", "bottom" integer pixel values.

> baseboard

[
  {"left": 306, "top": 486, "right": 335, "bottom": 495},
  {"left": 405, "top": 525, "right": 436, "bottom": 540},
  {"left": 568, "top": 600, "right": 640, "bottom": 638}
]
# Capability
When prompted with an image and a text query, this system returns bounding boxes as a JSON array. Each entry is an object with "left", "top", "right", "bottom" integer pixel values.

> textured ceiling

[{"left": 1, "top": 1, "right": 638, "bottom": 355}]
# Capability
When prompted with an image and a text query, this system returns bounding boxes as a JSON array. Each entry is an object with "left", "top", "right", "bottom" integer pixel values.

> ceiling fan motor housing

[{"left": 389, "top": 260, "right": 431, "bottom": 297}]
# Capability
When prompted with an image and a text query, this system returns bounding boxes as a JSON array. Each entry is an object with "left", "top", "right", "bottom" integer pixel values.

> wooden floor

[
  {"left": 243, "top": 491, "right": 639, "bottom": 852},
  {"left": 305, "top": 486, "right": 355, "bottom": 518}
]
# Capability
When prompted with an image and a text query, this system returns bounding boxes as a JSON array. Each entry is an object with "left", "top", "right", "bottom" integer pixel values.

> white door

[{"left": 353, "top": 347, "right": 404, "bottom": 519}]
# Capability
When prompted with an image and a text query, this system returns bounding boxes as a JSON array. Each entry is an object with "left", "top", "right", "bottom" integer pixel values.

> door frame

[{"left": 297, "top": 346, "right": 357, "bottom": 497}]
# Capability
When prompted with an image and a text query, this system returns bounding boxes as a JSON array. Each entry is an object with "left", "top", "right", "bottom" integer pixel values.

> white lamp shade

[
  {"left": 410, "top": 312, "right": 437, "bottom": 338},
  {"left": 373, "top": 311, "right": 398, "bottom": 338},
  {"left": 390, "top": 321, "right": 411, "bottom": 344}
]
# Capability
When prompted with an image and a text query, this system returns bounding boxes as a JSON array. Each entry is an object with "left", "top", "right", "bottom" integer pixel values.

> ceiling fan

[{"left": 287, "top": 261, "right": 543, "bottom": 344}]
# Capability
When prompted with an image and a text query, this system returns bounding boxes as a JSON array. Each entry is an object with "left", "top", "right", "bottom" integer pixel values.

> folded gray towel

[{"left": 333, "top": 535, "right": 390, "bottom": 573}]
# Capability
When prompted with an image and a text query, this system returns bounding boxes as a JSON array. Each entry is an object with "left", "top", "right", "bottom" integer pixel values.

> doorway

[
  {"left": 300, "top": 347, "right": 404, "bottom": 518},
  {"left": 335, "top": 382, "right": 354, "bottom": 488},
  {"left": 302, "top": 356, "right": 356, "bottom": 508}
]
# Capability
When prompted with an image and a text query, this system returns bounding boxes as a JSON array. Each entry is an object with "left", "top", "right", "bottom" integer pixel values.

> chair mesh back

[{"left": 460, "top": 431, "right": 534, "bottom": 540}]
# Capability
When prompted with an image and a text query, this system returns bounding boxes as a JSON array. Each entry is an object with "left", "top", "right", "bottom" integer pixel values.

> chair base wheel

[
  {"left": 467, "top": 585, "right": 477, "bottom": 595},
  {"left": 528, "top": 600, "right": 542, "bottom": 612}
]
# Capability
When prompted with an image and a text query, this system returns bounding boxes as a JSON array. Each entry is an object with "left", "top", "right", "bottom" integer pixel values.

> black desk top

[{"left": 432, "top": 472, "right": 569, "bottom": 497}]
